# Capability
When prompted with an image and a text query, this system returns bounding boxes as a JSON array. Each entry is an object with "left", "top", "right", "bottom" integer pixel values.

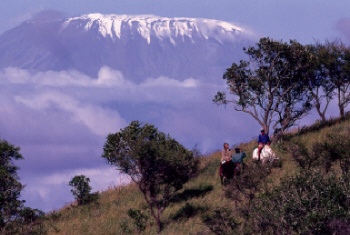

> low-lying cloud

[
  {"left": 1, "top": 65, "right": 343, "bottom": 212},
  {"left": 0, "top": 66, "right": 262, "bottom": 211}
]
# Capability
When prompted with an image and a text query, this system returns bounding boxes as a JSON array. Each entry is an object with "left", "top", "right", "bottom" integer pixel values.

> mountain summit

[
  {"left": 61, "top": 14, "right": 247, "bottom": 44},
  {"left": 0, "top": 12, "right": 255, "bottom": 80}
]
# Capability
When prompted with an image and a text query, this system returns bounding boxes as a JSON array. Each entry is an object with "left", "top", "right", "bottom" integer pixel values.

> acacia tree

[
  {"left": 214, "top": 37, "right": 313, "bottom": 137},
  {"left": 69, "top": 175, "right": 98, "bottom": 205},
  {"left": 304, "top": 42, "right": 335, "bottom": 122},
  {"left": 0, "top": 138, "right": 25, "bottom": 232},
  {"left": 102, "top": 121, "right": 198, "bottom": 233},
  {"left": 325, "top": 41, "right": 350, "bottom": 118}
]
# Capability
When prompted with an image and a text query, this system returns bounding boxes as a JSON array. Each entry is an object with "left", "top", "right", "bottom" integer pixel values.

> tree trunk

[
  {"left": 314, "top": 100, "right": 326, "bottom": 122},
  {"left": 338, "top": 88, "right": 345, "bottom": 118},
  {"left": 340, "top": 105, "right": 345, "bottom": 118},
  {"left": 156, "top": 211, "right": 162, "bottom": 233},
  {"left": 141, "top": 190, "right": 162, "bottom": 233}
]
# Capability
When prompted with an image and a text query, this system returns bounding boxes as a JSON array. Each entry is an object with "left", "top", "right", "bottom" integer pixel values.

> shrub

[
  {"left": 249, "top": 170, "right": 350, "bottom": 234},
  {"left": 287, "top": 139, "right": 321, "bottom": 170},
  {"left": 287, "top": 129, "right": 350, "bottom": 173},
  {"left": 69, "top": 175, "right": 99, "bottom": 205},
  {"left": 201, "top": 207, "right": 240, "bottom": 235},
  {"left": 126, "top": 208, "right": 149, "bottom": 232}
]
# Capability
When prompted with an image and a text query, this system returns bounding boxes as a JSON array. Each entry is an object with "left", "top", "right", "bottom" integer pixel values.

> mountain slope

[
  {"left": 0, "top": 13, "right": 255, "bottom": 81},
  {"left": 36, "top": 115, "right": 350, "bottom": 234}
]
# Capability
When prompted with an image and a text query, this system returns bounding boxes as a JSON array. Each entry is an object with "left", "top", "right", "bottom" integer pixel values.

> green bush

[
  {"left": 69, "top": 175, "right": 99, "bottom": 205},
  {"left": 126, "top": 208, "right": 149, "bottom": 232},
  {"left": 201, "top": 207, "right": 240, "bottom": 235},
  {"left": 287, "top": 129, "right": 350, "bottom": 173},
  {"left": 250, "top": 170, "right": 350, "bottom": 234}
]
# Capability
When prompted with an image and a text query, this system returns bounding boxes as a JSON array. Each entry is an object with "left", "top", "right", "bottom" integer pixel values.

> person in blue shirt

[
  {"left": 232, "top": 148, "right": 246, "bottom": 175},
  {"left": 258, "top": 128, "right": 271, "bottom": 161}
]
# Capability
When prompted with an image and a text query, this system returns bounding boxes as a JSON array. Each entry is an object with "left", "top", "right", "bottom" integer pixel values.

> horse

[
  {"left": 252, "top": 145, "right": 278, "bottom": 164},
  {"left": 219, "top": 160, "right": 234, "bottom": 185}
]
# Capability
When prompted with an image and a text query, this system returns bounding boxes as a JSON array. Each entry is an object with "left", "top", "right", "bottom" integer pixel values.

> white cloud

[
  {"left": 21, "top": 166, "right": 130, "bottom": 211},
  {"left": 142, "top": 76, "right": 199, "bottom": 88},
  {"left": 0, "top": 66, "right": 207, "bottom": 109},
  {"left": 0, "top": 66, "right": 274, "bottom": 212},
  {"left": 14, "top": 91, "right": 126, "bottom": 136},
  {"left": 0, "top": 66, "right": 212, "bottom": 212},
  {"left": 0, "top": 66, "right": 200, "bottom": 89},
  {"left": 41, "top": 166, "right": 130, "bottom": 188},
  {"left": 95, "top": 66, "right": 132, "bottom": 86}
]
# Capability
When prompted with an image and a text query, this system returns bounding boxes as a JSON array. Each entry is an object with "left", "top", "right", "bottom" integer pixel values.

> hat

[
  {"left": 260, "top": 128, "right": 265, "bottom": 132},
  {"left": 235, "top": 148, "right": 240, "bottom": 151}
]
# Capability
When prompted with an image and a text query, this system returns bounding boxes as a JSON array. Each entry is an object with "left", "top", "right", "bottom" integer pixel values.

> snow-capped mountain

[
  {"left": 0, "top": 13, "right": 255, "bottom": 81},
  {"left": 62, "top": 14, "right": 247, "bottom": 44}
]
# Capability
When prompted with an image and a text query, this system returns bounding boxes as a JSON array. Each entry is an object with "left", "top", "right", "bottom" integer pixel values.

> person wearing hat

[
  {"left": 258, "top": 128, "right": 271, "bottom": 161},
  {"left": 232, "top": 147, "right": 246, "bottom": 175}
]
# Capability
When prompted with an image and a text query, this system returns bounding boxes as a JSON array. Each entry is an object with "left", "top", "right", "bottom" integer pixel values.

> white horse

[{"left": 252, "top": 145, "right": 278, "bottom": 163}]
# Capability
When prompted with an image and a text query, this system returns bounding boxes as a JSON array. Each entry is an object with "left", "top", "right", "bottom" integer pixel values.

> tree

[
  {"left": 324, "top": 41, "right": 350, "bottom": 118},
  {"left": 18, "top": 207, "right": 45, "bottom": 234},
  {"left": 69, "top": 175, "right": 98, "bottom": 206},
  {"left": 0, "top": 137, "right": 25, "bottom": 233},
  {"left": 102, "top": 121, "right": 198, "bottom": 232},
  {"left": 0, "top": 138, "right": 45, "bottom": 234},
  {"left": 214, "top": 37, "right": 313, "bottom": 137},
  {"left": 305, "top": 41, "right": 335, "bottom": 122},
  {"left": 306, "top": 40, "right": 350, "bottom": 121}
]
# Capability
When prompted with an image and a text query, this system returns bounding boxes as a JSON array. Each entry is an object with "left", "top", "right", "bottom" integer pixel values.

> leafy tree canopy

[
  {"left": 69, "top": 175, "right": 98, "bottom": 206},
  {"left": 102, "top": 121, "right": 198, "bottom": 232},
  {"left": 0, "top": 138, "right": 24, "bottom": 230},
  {"left": 214, "top": 37, "right": 313, "bottom": 137}
]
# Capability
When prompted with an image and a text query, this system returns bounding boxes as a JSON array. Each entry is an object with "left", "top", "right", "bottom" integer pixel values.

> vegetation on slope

[{"left": 33, "top": 113, "right": 350, "bottom": 234}]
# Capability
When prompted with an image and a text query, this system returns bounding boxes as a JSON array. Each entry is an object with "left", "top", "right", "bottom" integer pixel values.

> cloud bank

[
  {"left": 1, "top": 65, "right": 341, "bottom": 211},
  {"left": 1, "top": 66, "right": 263, "bottom": 211}
]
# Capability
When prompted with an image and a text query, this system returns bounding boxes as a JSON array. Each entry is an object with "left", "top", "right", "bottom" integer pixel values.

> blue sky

[{"left": 1, "top": 0, "right": 350, "bottom": 212}]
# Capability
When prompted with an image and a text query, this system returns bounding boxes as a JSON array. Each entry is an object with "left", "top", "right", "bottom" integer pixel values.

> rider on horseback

[
  {"left": 258, "top": 128, "right": 271, "bottom": 161},
  {"left": 220, "top": 143, "right": 233, "bottom": 179},
  {"left": 232, "top": 148, "right": 246, "bottom": 174},
  {"left": 221, "top": 143, "right": 232, "bottom": 163}
]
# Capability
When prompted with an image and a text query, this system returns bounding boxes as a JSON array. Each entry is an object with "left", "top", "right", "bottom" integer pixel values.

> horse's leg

[
  {"left": 258, "top": 144, "right": 264, "bottom": 161},
  {"left": 233, "top": 163, "right": 238, "bottom": 176},
  {"left": 219, "top": 165, "right": 224, "bottom": 185}
]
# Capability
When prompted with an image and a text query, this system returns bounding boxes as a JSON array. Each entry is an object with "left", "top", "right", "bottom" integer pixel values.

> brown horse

[{"left": 219, "top": 160, "right": 237, "bottom": 185}]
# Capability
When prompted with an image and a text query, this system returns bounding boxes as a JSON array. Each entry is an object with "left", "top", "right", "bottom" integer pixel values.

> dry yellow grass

[
  {"left": 39, "top": 116, "right": 350, "bottom": 234},
  {"left": 42, "top": 151, "right": 235, "bottom": 234}
]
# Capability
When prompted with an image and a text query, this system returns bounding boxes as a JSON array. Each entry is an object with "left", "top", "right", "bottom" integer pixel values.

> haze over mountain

[
  {"left": 0, "top": 12, "right": 255, "bottom": 81},
  {"left": 0, "top": 11, "right": 264, "bottom": 212}
]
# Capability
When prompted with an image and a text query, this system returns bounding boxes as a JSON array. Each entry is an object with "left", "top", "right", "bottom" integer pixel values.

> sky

[
  {"left": 1, "top": 0, "right": 350, "bottom": 212},
  {"left": 2, "top": 0, "right": 350, "bottom": 44}
]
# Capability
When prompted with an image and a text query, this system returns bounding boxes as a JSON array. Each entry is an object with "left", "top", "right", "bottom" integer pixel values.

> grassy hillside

[
  {"left": 37, "top": 114, "right": 350, "bottom": 234},
  {"left": 41, "top": 152, "right": 231, "bottom": 234}
]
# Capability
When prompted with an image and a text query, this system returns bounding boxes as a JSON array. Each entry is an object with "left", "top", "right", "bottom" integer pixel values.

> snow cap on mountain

[{"left": 61, "top": 13, "right": 252, "bottom": 44}]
